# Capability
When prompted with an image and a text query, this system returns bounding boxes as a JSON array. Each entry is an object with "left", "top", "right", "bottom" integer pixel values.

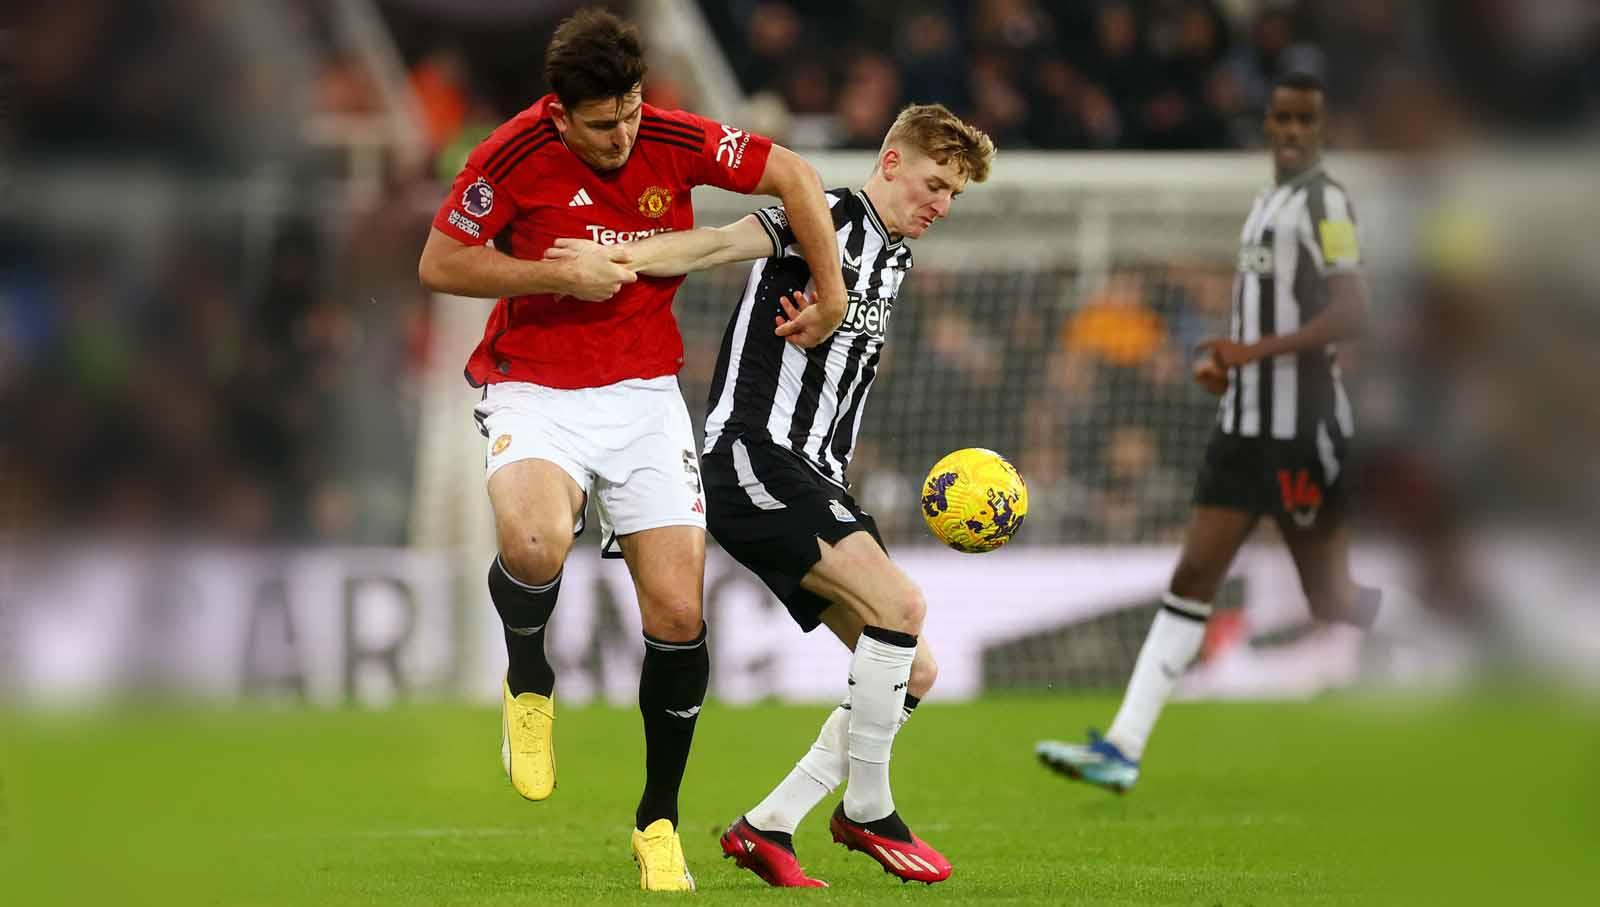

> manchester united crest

[
  {"left": 637, "top": 185, "right": 673, "bottom": 219},
  {"left": 492, "top": 434, "right": 512, "bottom": 456}
]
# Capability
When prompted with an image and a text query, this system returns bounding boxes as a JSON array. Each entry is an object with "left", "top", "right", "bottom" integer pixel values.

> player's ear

[
  {"left": 551, "top": 101, "right": 569, "bottom": 133},
  {"left": 880, "top": 147, "right": 901, "bottom": 180}
]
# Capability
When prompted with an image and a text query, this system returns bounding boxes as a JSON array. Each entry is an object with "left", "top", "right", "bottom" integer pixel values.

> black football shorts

[
  {"left": 701, "top": 438, "right": 884, "bottom": 631},
  {"left": 1192, "top": 425, "right": 1350, "bottom": 535}
]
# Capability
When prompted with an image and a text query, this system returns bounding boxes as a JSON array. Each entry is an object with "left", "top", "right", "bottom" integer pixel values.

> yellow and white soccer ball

[{"left": 919, "top": 448, "right": 1029, "bottom": 553}]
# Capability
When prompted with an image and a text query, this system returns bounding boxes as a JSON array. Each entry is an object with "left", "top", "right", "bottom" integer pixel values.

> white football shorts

[{"left": 474, "top": 376, "right": 706, "bottom": 552}]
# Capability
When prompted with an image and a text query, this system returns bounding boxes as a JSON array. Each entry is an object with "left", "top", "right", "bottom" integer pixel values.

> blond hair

[{"left": 879, "top": 104, "right": 996, "bottom": 183}]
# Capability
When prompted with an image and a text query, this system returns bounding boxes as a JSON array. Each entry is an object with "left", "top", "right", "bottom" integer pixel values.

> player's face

[
  {"left": 1264, "top": 87, "right": 1324, "bottom": 178},
  {"left": 887, "top": 149, "right": 966, "bottom": 240},
  {"left": 554, "top": 87, "right": 643, "bottom": 172}
]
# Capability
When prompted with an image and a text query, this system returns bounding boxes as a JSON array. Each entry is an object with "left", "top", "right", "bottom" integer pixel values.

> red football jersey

[{"left": 431, "top": 96, "right": 774, "bottom": 389}]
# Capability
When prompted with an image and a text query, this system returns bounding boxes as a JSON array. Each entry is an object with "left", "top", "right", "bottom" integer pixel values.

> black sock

[
  {"left": 488, "top": 556, "right": 559, "bottom": 697},
  {"left": 834, "top": 801, "right": 913, "bottom": 842},
  {"left": 750, "top": 823, "right": 794, "bottom": 853},
  {"left": 635, "top": 624, "right": 709, "bottom": 831},
  {"left": 863, "top": 811, "right": 913, "bottom": 842},
  {"left": 902, "top": 692, "right": 922, "bottom": 723}
]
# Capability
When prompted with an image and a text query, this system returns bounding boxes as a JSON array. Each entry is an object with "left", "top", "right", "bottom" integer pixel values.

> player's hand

[
  {"left": 1192, "top": 347, "right": 1229, "bottom": 396},
  {"left": 547, "top": 239, "right": 636, "bottom": 301},
  {"left": 1195, "top": 337, "right": 1258, "bottom": 368},
  {"left": 773, "top": 289, "right": 842, "bottom": 348},
  {"left": 542, "top": 237, "right": 605, "bottom": 261}
]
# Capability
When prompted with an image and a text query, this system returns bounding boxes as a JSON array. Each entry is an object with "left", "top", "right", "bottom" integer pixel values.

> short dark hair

[
  {"left": 544, "top": 8, "right": 647, "bottom": 109},
  {"left": 1273, "top": 71, "right": 1324, "bottom": 95}
]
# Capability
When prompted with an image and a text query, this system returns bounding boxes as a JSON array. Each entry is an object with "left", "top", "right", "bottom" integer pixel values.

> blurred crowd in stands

[
  {"left": 7, "top": 0, "right": 430, "bottom": 543},
  {"left": 379, "top": 1, "right": 1600, "bottom": 158},
  {"left": 5, "top": 0, "right": 1597, "bottom": 546},
  {"left": 699, "top": 0, "right": 1598, "bottom": 151}
]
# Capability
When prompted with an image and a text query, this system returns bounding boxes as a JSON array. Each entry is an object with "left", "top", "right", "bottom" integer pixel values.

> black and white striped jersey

[
  {"left": 703, "top": 187, "right": 913, "bottom": 486},
  {"left": 1219, "top": 164, "right": 1361, "bottom": 442}
]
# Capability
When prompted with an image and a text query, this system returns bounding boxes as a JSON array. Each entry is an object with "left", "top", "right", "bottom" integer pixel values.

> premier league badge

[{"left": 462, "top": 178, "right": 495, "bottom": 217}]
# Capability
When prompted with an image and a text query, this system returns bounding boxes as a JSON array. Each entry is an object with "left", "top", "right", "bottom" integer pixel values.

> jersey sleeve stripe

[
  {"left": 486, "top": 131, "right": 558, "bottom": 181},
  {"left": 637, "top": 133, "right": 702, "bottom": 154},
  {"left": 640, "top": 118, "right": 704, "bottom": 142},
  {"left": 754, "top": 210, "right": 785, "bottom": 257},
  {"left": 641, "top": 113, "right": 701, "bottom": 128},
  {"left": 490, "top": 135, "right": 561, "bottom": 182},
  {"left": 482, "top": 123, "right": 556, "bottom": 176},
  {"left": 639, "top": 122, "right": 704, "bottom": 142},
  {"left": 481, "top": 126, "right": 539, "bottom": 173}
]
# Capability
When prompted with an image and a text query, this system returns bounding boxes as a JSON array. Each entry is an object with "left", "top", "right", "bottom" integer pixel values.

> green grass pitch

[{"left": 4, "top": 694, "right": 1596, "bottom": 905}]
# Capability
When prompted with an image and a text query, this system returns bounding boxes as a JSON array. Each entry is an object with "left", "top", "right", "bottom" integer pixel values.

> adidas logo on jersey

[{"left": 568, "top": 188, "right": 593, "bottom": 207}]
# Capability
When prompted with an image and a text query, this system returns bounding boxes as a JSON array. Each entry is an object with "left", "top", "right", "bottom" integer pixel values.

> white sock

[
  {"left": 1105, "top": 593, "right": 1211, "bottom": 761},
  {"left": 842, "top": 628, "right": 916, "bottom": 823},
  {"left": 745, "top": 705, "right": 849, "bottom": 835}
]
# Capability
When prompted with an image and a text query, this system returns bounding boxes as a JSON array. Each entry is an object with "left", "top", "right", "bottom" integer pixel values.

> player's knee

[
  {"left": 908, "top": 650, "right": 938, "bottom": 698},
  {"left": 642, "top": 598, "right": 704, "bottom": 642},
  {"left": 498, "top": 531, "right": 569, "bottom": 587},
  {"left": 879, "top": 584, "right": 927, "bottom": 634}
]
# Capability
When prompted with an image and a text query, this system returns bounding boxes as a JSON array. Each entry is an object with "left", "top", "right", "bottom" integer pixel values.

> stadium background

[{"left": 4, "top": 2, "right": 1598, "bottom": 903}]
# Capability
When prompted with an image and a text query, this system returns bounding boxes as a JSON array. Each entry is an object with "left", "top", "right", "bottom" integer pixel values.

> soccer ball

[{"left": 919, "top": 448, "right": 1028, "bottom": 553}]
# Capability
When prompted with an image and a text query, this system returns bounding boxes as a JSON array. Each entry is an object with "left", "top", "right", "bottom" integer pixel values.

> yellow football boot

[
  {"left": 630, "top": 818, "right": 696, "bottom": 891},
  {"left": 500, "top": 680, "right": 555, "bottom": 801}
]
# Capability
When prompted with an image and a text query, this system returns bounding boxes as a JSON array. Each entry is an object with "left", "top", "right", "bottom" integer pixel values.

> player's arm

[
  {"left": 1203, "top": 186, "right": 1366, "bottom": 367},
  {"left": 418, "top": 228, "right": 636, "bottom": 301},
  {"left": 545, "top": 215, "right": 775, "bottom": 278},
  {"left": 1199, "top": 273, "right": 1366, "bottom": 367},
  {"left": 752, "top": 145, "right": 846, "bottom": 346},
  {"left": 1250, "top": 274, "right": 1366, "bottom": 358}
]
